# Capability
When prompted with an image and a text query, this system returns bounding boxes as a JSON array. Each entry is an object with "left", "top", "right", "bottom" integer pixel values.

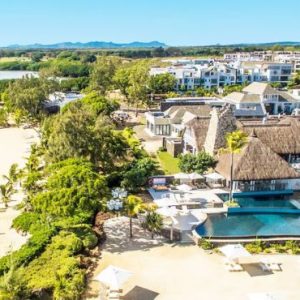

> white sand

[
  {"left": 87, "top": 217, "right": 300, "bottom": 300},
  {"left": 0, "top": 127, "right": 39, "bottom": 257}
]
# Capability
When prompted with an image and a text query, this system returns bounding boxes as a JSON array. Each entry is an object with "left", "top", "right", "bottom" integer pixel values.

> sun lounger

[{"left": 260, "top": 258, "right": 282, "bottom": 271}]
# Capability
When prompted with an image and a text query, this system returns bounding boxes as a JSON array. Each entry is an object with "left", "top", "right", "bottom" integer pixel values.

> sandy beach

[
  {"left": 87, "top": 217, "right": 300, "bottom": 300},
  {"left": 0, "top": 127, "right": 39, "bottom": 257}
]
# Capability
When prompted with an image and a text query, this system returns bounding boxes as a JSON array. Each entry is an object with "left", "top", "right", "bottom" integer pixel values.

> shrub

[
  {"left": 23, "top": 231, "right": 86, "bottom": 299},
  {"left": 245, "top": 240, "right": 264, "bottom": 254},
  {"left": 0, "top": 226, "right": 56, "bottom": 275},
  {"left": 285, "top": 240, "right": 300, "bottom": 254},
  {"left": 67, "top": 225, "right": 98, "bottom": 250},
  {"left": 179, "top": 152, "right": 216, "bottom": 174},
  {"left": 224, "top": 200, "right": 239, "bottom": 208},
  {"left": 198, "top": 239, "right": 214, "bottom": 250},
  {"left": 12, "top": 212, "right": 41, "bottom": 233}
]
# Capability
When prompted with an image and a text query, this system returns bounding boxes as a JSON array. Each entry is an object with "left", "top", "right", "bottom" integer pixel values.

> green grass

[{"left": 157, "top": 151, "right": 180, "bottom": 175}]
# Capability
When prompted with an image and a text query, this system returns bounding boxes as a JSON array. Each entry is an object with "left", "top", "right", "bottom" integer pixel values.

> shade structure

[
  {"left": 154, "top": 198, "right": 177, "bottom": 207},
  {"left": 177, "top": 184, "right": 193, "bottom": 192},
  {"left": 95, "top": 265, "right": 132, "bottom": 289},
  {"left": 156, "top": 206, "right": 179, "bottom": 217},
  {"left": 204, "top": 172, "right": 225, "bottom": 181},
  {"left": 219, "top": 244, "right": 251, "bottom": 262},
  {"left": 189, "top": 172, "right": 204, "bottom": 180},
  {"left": 174, "top": 173, "right": 190, "bottom": 180}
]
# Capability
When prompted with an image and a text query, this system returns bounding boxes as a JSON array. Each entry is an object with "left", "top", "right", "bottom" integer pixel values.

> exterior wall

[
  {"left": 150, "top": 61, "right": 292, "bottom": 92},
  {"left": 204, "top": 105, "right": 236, "bottom": 155},
  {"left": 233, "top": 179, "right": 300, "bottom": 192},
  {"left": 166, "top": 139, "right": 183, "bottom": 157}
]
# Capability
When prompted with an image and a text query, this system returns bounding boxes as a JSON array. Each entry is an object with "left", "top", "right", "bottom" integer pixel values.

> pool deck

[{"left": 87, "top": 217, "right": 300, "bottom": 300}]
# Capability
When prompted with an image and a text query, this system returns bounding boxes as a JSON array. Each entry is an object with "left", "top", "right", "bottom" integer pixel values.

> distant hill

[{"left": 5, "top": 41, "right": 167, "bottom": 49}]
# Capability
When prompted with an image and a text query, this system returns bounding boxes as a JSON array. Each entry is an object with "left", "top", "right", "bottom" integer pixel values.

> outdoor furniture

[
  {"left": 204, "top": 172, "right": 225, "bottom": 188},
  {"left": 219, "top": 244, "right": 252, "bottom": 264},
  {"left": 260, "top": 258, "right": 282, "bottom": 272},
  {"left": 95, "top": 265, "right": 132, "bottom": 297}
]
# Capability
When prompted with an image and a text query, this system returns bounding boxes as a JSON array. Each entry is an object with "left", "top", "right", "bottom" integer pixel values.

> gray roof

[
  {"left": 225, "top": 92, "right": 261, "bottom": 104},
  {"left": 234, "top": 104, "right": 266, "bottom": 118}
]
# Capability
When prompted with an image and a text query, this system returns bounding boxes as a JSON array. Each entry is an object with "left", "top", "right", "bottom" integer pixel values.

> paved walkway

[{"left": 87, "top": 217, "right": 300, "bottom": 300}]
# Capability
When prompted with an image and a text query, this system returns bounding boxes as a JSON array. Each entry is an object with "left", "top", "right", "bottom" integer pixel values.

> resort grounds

[
  {"left": 0, "top": 127, "right": 39, "bottom": 257},
  {"left": 87, "top": 217, "right": 300, "bottom": 300}
]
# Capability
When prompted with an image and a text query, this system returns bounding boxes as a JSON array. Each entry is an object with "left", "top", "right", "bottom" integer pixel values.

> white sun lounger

[{"left": 260, "top": 259, "right": 282, "bottom": 272}]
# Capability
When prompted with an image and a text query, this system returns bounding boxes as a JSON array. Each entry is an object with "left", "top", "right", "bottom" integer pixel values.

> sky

[{"left": 1, "top": 0, "right": 300, "bottom": 46}]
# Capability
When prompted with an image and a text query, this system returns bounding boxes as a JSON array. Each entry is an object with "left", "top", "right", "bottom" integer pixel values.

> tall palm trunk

[
  {"left": 129, "top": 217, "right": 133, "bottom": 238},
  {"left": 229, "top": 152, "right": 234, "bottom": 201}
]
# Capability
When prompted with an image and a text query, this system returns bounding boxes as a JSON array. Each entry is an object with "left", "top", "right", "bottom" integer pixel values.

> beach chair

[{"left": 260, "top": 258, "right": 282, "bottom": 271}]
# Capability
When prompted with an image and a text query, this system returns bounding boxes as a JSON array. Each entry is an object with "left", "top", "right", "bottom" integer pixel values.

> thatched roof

[
  {"left": 184, "top": 117, "right": 210, "bottom": 151},
  {"left": 216, "top": 136, "right": 300, "bottom": 181},
  {"left": 237, "top": 117, "right": 300, "bottom": 155}
]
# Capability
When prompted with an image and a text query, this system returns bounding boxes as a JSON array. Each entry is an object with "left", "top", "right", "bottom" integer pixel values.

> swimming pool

[
  {"left": 219, "top": 194, "right": 299, "bottom": 209},
  {"left": 195, "top": 213, "right": 300, "bottom": 238}
]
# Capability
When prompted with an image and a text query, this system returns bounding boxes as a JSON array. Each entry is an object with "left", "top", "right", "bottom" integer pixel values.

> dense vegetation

[{"left": 0, "top": 53, "right": 164, "bottom": 299}]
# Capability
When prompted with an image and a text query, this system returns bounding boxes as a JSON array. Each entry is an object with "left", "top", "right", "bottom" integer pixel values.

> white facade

[{"left": 150, "top": 60, "right": 292, "bottom": 91}]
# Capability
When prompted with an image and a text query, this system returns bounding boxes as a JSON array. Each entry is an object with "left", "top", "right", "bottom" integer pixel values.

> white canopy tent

[{"left": 95, "top": 265, "right": 132, "bottom": 290}]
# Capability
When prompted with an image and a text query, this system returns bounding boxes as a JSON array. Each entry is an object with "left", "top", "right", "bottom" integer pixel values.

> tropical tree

[
  {"left": 179, "top": 152, "right": 216, "bottom": 174},
  {"left": 144, "top": 211, "right": 163, "bottom": 239},
  {"left": 123, "top": 195, "right": 143, "bottom": 238},
  {"left": 225, "top": 130, "right": 248, "bottom": 200},
  {"left": 2, "top": 164, "right": 20, "bottom": 188},
  {"left": 89, "top": 56, "right": 119, "bottom": 95},
  {"left": 0, "top": 108, "right": 8, "bottom": 128},
  {"left": 0, "top": 182, "right": 14, "bottom": 208},
  {"left": 148, "top": 73, "right": 176, "bottom": 94}
]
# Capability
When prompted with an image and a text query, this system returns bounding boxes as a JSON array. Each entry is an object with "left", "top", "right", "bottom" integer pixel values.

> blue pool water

[
  {"left": 219, "top": 194, "right": 298, "bottom": 209},
  {"left": 196, "top": 213, "right": 300, "bottom": 238}
]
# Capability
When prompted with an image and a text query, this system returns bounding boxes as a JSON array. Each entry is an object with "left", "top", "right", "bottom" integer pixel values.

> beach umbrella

[
  {"left": 219, "top": 244, "right": 251, "bottom": 262},
  {"left": 156, "top": 206, "right": 179, "bottom": 217},
  {"left": 156, "top": 206, "right": 179, "bottom": 241},
  {"left": 95, "top": 265, "right": 132, "bottom": 290},
  {"left": 189, "top": 173, "right": 204, "bottom": 180}
]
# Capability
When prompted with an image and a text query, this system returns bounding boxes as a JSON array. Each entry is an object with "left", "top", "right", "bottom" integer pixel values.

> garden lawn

[{"left": 157, "top": 151, "right": 180, "bottom": 174}]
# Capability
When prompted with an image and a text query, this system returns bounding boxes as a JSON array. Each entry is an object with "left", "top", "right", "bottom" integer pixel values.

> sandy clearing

[{"left": 0, "top": 127, "right": 39, "bottom": 257}]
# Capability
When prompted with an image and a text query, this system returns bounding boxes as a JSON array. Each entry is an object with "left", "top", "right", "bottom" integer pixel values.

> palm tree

[
  {"left": 0, "top": 183, "right": 14, "bottom": 208},
  {"left": 124, "top": 195, "right": 143, "bottom": 238},
  {"left": 144, "top": 211, "right": 163, "bottom": 239},
  {"left": 2, "top": 163, "right": 21, "bottom": 189},
  {"left": 225, "top": 130, "right": 248, "bottom": 201}
]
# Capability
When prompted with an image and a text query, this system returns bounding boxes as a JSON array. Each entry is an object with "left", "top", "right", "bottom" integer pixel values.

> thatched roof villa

[{"left": 216, "top": 131, "right": 300, "bottom": 194}]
